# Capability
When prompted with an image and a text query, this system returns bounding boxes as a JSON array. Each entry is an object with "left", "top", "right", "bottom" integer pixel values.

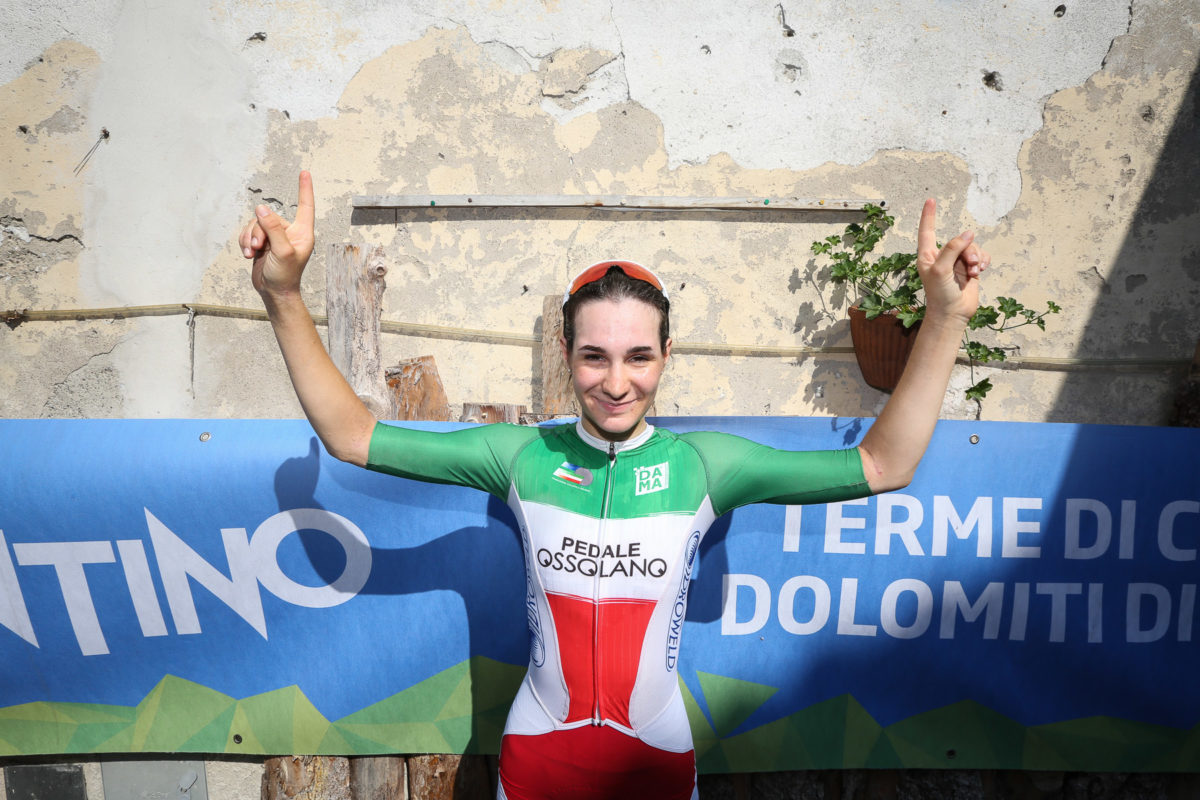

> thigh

[{"left": 499, "top": 725, "right": 695, "bottom": 800}]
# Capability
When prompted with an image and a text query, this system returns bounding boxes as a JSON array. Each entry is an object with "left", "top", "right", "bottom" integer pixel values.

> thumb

[
  {"left": 255, "top": 205, "right": 294, "bottom": 257},
  {"left": 934, "top": 230, "right": 975, "bottom": 273}
]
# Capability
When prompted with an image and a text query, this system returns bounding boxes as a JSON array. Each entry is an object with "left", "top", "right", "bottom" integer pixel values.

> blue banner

[{"left": 1, "top": 418, "right": 1197, "bottom": 769}]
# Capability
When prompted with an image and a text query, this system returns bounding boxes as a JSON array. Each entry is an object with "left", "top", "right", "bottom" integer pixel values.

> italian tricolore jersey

[{"left": 366, "top": 420, "right": 870, "bottom": 754}]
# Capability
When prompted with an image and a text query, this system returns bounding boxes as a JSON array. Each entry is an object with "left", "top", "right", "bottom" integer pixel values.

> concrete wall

[{"left": 2, "top": 0, "right": 1198, "bottom": 794}]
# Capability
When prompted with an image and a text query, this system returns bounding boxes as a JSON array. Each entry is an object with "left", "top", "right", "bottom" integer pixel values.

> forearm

[
  {"left": 858, "top": 311, "right": 966, "bottom": 493},
  {"left": 262, "top": 289, "right": 377, "bottom": 466}
]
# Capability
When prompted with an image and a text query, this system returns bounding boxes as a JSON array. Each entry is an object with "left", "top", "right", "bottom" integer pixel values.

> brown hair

[{"left": 562, "top": 266, "right": 671, "bottom": 354}]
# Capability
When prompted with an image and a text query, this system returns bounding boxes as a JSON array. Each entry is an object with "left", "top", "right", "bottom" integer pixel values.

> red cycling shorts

[{"left": 498, "top": 725, "right": 696, "bottom": 800}]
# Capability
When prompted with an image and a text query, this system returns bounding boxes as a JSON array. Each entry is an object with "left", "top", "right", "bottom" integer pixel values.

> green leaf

[
  {"left": 997, "top": 296, "right": 1023, "bottom": 317},
  {"left": 965, "top": 378, "right": 993, "bottom": 401},
  {"left": 859, "top": 295, "right": 885, "bottom": 318},
  {"left": 969, "top": 306, "right": 999, "bottom": 329}
]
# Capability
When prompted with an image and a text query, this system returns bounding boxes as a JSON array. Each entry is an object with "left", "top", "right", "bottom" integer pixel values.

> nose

[{"left": 602, "top": 363, "right": 630, "bottom": 398}]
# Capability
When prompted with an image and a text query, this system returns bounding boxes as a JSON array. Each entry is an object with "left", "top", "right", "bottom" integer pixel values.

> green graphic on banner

[{"left": 3, "top": 661, "right": 1199, "bottom": 772}]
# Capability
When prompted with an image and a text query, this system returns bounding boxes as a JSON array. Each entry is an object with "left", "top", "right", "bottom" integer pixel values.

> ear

[
  {"left": 663, "top": 337, "right": 672, "bottom": 364},
  {"left": 559, "top": 335, "right": 570, "bottom": 367}
]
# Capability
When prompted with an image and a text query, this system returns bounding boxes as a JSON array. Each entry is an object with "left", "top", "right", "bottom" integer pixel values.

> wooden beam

[
  {"left": 386, "top": 356, "right": 452, "bottom": 421},
  {"left": 326, "top": 243, "right": 390, "bottom": 418},
  {"left": 262, "top": 756, "right": 350, "bottom": 800},
  {"left": 353, "top": 194, "right": 880, "bottom": 212},
  {"left": 540, "top": 295, "right": 576, "bottom": 416},
  {"left": 461, "top": 403, "right": 526, "bottom": 424},
  {"left": 349, "top": 756, "right": 407, "bottom": 800},
  {"left": 406, "top": 754, "right": 491, "bottom": 800}
]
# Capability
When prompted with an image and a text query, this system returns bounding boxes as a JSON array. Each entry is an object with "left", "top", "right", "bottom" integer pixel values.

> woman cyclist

[{"left": 240, "top": 172, "right": 988, "bottom": 800}]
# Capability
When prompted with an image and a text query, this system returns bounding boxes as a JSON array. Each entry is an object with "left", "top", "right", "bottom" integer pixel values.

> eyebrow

[{"left": 578, "top": 344, "right": 657, "bottom": 355}]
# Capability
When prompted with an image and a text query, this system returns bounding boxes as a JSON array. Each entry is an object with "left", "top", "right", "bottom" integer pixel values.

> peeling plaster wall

[
  {"left": 5, "top": 0, "right": 1192, "bottom": 427},
  {"left": 2, "top": 0, "right": 1199, "bottom": 787}
]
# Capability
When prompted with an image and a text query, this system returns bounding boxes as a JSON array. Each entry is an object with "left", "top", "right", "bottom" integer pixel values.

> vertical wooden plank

[
  {"left": 540, "top": 295, "right": 576, "bottom": 416},
  {"left": 385, "top": 356, "right": 452, "bottom": 421},
  {"left": 349, "top": 756, "right": 407, "bottom": 800},
  {"left": 461, "top": 403, "right": 526, "bottom": 424},
  {"left": 326, "top": 243, "right": 390, "bottom": 418},
  {"left": 406, "top": 754, "right": 490, "bottom": 800},
  {"left": 262, "top": 755, "right": 350, "bottom": 800}
]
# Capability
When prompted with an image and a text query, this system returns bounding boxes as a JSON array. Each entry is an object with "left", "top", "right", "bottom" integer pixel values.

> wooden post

[
  {"left": 349, "top": 757, "right": 407, "bottom": 800},
  {"left": 386, "top": 356, "right": 452, "bottom": 421},
  {"left": 326, "top": 243, "right": 391, "bottom": 418},
  {"left": 541, "top": 295, "right": 576, "bottom": 416},
  {"left": 405, "top": 754, "right": 491, "bottom": 800},
  {"left": 262, "top": 755, "right": 351, "bottom": 800},
  {"left": 461, "top": 403, "right": 526, "bottom": 424}
]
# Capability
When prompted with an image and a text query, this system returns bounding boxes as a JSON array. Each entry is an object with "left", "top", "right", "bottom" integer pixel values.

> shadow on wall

[{"left": 1045, "top": 57, "right": 1200, "bottom": 425}]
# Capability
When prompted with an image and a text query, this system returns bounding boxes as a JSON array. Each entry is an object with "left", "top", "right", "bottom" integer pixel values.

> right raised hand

[{"left": 240, "top": 171, "right": 316, "bottom": 297}]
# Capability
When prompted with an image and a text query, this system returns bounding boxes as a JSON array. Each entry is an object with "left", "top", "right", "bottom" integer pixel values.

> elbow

[
  {"left": 857, "top": 445, "right": 915, "bottom": 495},
  {"left": 876, "top": 471, "right": 914, "bottom": 494},
  {"left": 324, "top": 441, "right": 366, "bottom": 467},
  {"left": 320, "top": 424, "right": 374, "bottom": 468}
]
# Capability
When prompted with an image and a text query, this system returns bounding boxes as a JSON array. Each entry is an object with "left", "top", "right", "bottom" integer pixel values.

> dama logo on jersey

[{"left": 634, "top": 462, "right": 669, "bottom": 496}]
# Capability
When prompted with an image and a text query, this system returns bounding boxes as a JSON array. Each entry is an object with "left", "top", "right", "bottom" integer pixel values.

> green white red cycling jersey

[{"left": 367, "top": 420, "right": 870, "bottom": 799}]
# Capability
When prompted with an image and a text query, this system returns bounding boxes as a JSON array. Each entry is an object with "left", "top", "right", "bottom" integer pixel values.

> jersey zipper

[{"left": 592, "top": 440, "right": 617, "bottom": 725}]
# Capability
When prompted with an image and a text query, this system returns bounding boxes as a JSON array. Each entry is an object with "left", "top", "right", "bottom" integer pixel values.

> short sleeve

[
  {"left": 679, "top": 430, "right": 871, "bottom": 516},
  {"left": 366, "top": 422, "right": 540, "bottom": 499}
]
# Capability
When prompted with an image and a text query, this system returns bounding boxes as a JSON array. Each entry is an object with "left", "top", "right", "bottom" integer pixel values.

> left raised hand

[{"left": 916, "top": 198, "right": 989, "bottom": 324}]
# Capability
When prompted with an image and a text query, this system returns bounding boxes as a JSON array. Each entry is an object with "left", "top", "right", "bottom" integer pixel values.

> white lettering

[
  {"left": 116, "top": 539, "right": 168, "bottom": 637},
  {"left": 1087, "top": 583, "right": 1103, "bottom": 643},
  {"left": 1002, "top": 497, "right": 1042, "bottom": 558},
  {"left": 0, "top": 530, "right": 37, "bottom": 647},
  {"left": 825, "top": 498, "right": 869, "bottom": 555},
  {"left": 145, "top": 509, "right": 267, "bottom": 639},
  {"left": 721, "top": 574, "right": 770, "bottom": 635},
  {"left": 874, "top": 494, "right": 924, "bottom": 556},
  {"left": 836, "top": 577, "right": 876, "bottom": 636},
  {"left": 1009, "top": 582, "right": 1029, "bottom": 641},
  {"left": 783, "top": 505, "right": 802, "bottom": 552},
  {"left": 777, "top": 575, "right": 830, "bottom": 635},
  {"left": 1127, "top": 583, "right": 1171, "bottom": 643},
  {"left": 940, "top": 581, "right": 1003, "bottom": 639},
  {"left": 1158, "top": 501, "right": 1200, "bottom": 561},
  {"left": 1036, "top": 582, "right": 1082, "bottom": 643},
  {"left": 1118, "top": 500, "right": 1137, "bottom": 559},
  {"left": 880, "top": 579, "right": 932, "bottom": 639},
  {"left": 1065, "top": 499, "right": 1111, "bottom": 559},
  {"left": 250, "top": 509, "right": 371, "bottom": 608},
  {"left": 931, "top": 496, "right": 992, "bottom": 557},
  {"left": 1180, "top": 584, "right": 1195, "bottom": 643},
  {"left": 13, "top": 540, "right": 115, "bottom": 656}
]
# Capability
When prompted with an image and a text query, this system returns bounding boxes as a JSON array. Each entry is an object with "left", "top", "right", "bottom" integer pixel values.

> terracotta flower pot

[{"left": 847, "top": 306, "right": 921, "bottom": 392}]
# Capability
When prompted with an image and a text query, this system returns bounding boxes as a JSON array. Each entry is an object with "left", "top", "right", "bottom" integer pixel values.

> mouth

[{"left": 594, "top": 398, "right": 637, "bottom": 415}]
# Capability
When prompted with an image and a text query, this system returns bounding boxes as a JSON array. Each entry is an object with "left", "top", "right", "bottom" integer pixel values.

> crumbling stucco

[{"left": 2, "top": 1, "right": 1199, "bottom": 795}]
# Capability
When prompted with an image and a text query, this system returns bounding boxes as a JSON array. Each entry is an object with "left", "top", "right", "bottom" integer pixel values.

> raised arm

[
  {"left": 857, "top": 198, "right": 988, "bottom": 493},
  {"left": 239, "top": 171, "right": 376, "bottom": 466}
]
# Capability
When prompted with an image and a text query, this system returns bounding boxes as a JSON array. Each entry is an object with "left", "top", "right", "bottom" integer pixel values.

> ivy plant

[{"left": 810, "top": 203, "right": 1061, "bottom": 401}]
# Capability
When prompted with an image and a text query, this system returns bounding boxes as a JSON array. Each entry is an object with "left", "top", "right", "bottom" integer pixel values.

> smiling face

[{"left": 561, "top": 297, "right": 672, "bottom": 442}]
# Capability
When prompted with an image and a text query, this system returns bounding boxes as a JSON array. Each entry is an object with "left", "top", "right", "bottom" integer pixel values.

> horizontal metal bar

[
  {"left": 353, "top": 194, "right": 882, "bottom": 212},
  {"left": 4, "top": 303, "right": 1190, "bottom": 371}
]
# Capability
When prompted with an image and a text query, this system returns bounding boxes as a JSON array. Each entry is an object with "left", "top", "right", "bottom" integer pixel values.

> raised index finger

[
  {"left": 917, "top": 197, "right": 937, "bottom": 260},
  {"left": 295, "top": 170, "right": 316, "bottom": 232}
]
